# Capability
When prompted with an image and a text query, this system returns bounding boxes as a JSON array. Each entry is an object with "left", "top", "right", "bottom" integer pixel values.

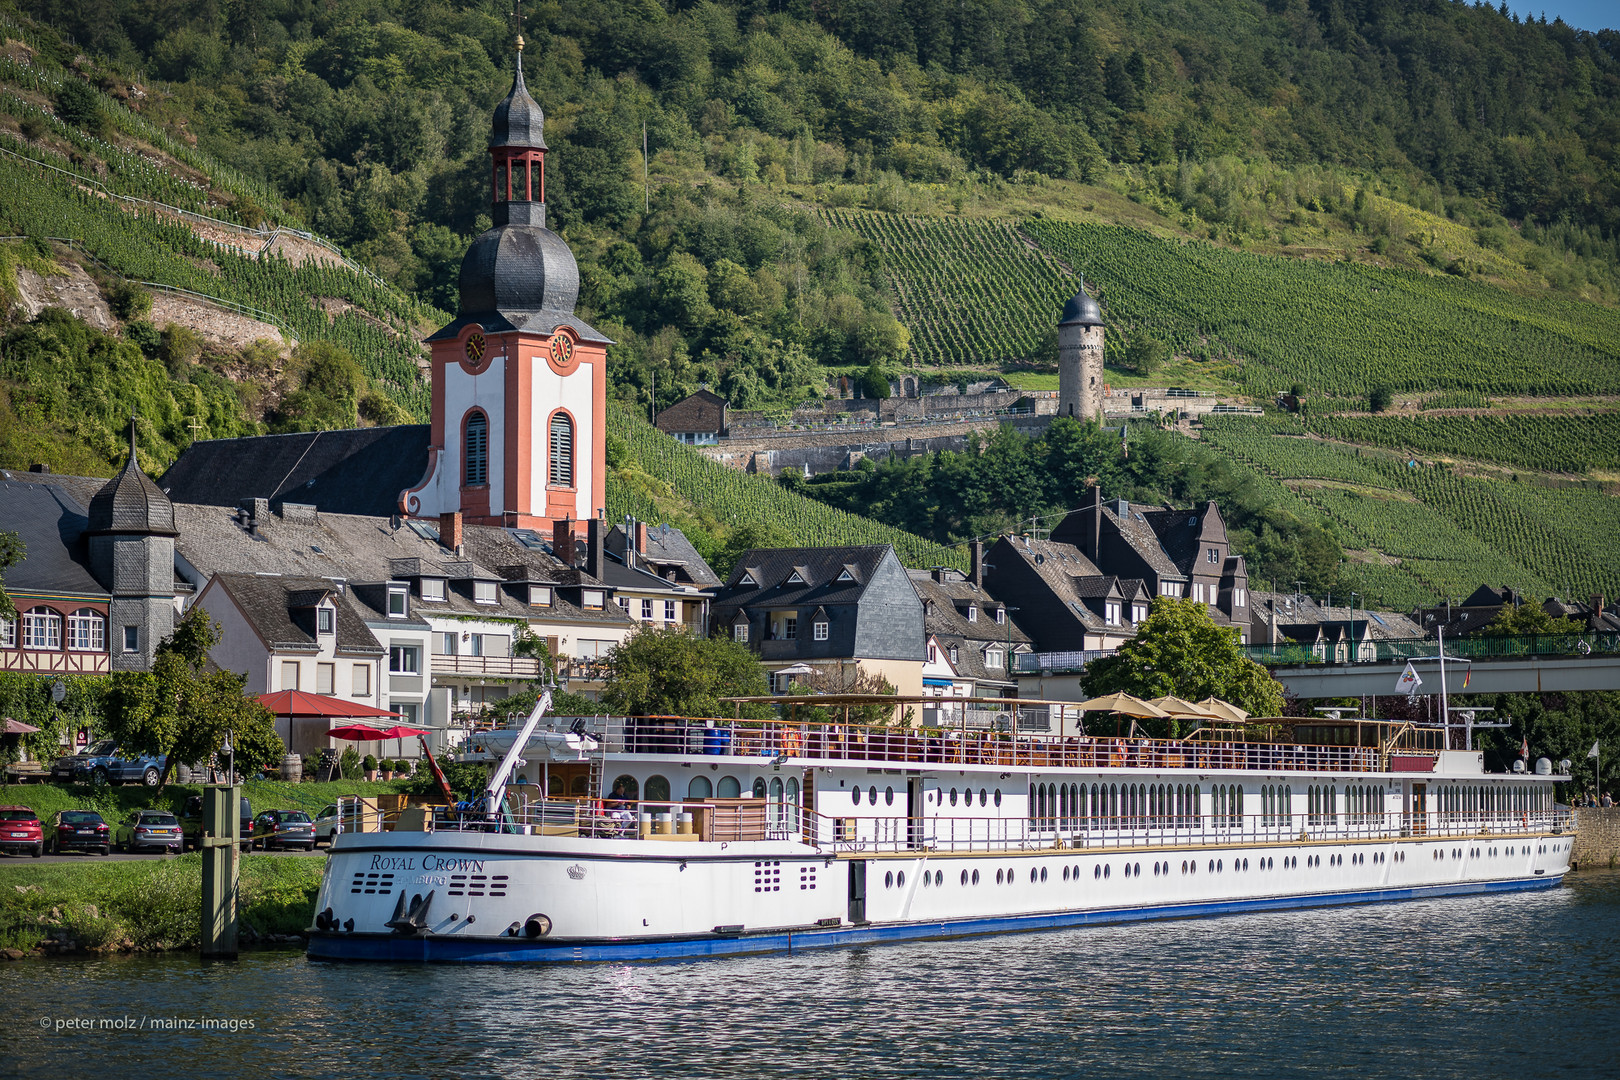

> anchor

[{"left": 386, "top": 889, "right": 436, "bottom": 935}]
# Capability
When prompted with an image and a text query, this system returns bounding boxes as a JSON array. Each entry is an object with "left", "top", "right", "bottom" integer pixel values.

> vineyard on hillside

[
  {"left": 819, "top": 210, "right": 1075, "bottom": 367},
  {"left": 1301, "top": 413, "right": 1620, "bottom": 474},
  {"left": 607, "top": 408, "right": 967, "bottom": 571},
  {"left": 1199, "top": 417, "right": 1619, "bottom": 604},
  {"left": 1023, "top": 220, "right": 1620, "bottom": 399}
]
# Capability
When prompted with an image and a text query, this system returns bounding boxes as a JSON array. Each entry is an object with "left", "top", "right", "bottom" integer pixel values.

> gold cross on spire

[{"left": 510, "top": 0, "right": 525, "bottom": 51}]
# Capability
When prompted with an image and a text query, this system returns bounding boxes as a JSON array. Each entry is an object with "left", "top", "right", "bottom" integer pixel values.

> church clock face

[
  {"left": 549, "top": 331, "right": 574, "bottom": 366},
  {"left": 464, "top": 331, "right": 486, "bottom": 363}
]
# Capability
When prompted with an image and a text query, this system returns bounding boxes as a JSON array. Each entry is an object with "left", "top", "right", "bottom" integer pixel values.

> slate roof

[
  {"left": 157, "top": 426, "right": 432, "bottom": 518},
  {"left": 208, "top": 573, "right": 383, "bottom": 654},
  {"left": 88, "top": 436, "right": 177, "bottom": 537},
  {"left": 1059, "top": 285, "right": 1104, "bottom": 328},
  {"left": 1107, "top": 503, "right": 1185, "bottom": 579},
  {"left": 607, "top": 522, "right": 722, "bottom": 588},
  {"left": 0, "top": 480, "right": 106, "bottom": 598},
  {"left": 716, "top": 545, "right": 889, "bottom": 607},
  {"left": 910, "top": 569, "right": 1028, "bottom": 685},
  {"left": 1142, "top": 502, "right": 1223, "bottom": 575},
  {"left": 489, "top": 53, "right": 546, "bottom": 150},
  {"left": 987, "top": 537, "right": 1114, "bottom": 634},
  {"left": 0, "top": 469, "right": 106, "bottom": 508}
]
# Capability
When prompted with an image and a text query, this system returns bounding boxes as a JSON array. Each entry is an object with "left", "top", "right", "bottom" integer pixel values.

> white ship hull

[{"left": 307, "top": 726, "right": 1576, "bottom": 963}]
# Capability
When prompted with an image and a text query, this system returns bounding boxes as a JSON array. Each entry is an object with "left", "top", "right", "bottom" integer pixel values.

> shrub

[
  {"left": 53, "top": 79, "right": 104, "bottom": 135},
  {"left": 339, "top": 747, "right": 360, "bottom": 778},
  {"left": 108, "top": 281, "right": 152, "bottom": 322},
  {"left": 362, "top": 754, "right": 377, "bottom": 772}
]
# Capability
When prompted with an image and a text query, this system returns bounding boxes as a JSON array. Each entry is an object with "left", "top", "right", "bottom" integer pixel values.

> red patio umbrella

[
  {"left": 327, "top": 723, "right": 432, "bottom": 742},
  {"left": 256, "top": 690, "right": 402, "bottom": 719},
  {"left": 3, "top": 718, "right": 41, "bottom": 734}
]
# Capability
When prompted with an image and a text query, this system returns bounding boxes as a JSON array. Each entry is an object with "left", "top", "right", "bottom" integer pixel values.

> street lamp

[{"left": 1349, "top": 591, "right": 1360, "bottom": 663}]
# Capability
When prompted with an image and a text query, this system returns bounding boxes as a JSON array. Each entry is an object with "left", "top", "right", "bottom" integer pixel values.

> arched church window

[
  {"left": 549, "top": 412, "right": 574, "bottom": 487},
  {"left": 464, "top": 411, "right": 488, "bottom": 487}
]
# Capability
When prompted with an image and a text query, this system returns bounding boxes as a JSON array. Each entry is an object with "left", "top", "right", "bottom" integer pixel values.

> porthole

[
  {"left": 961, "top": 869, "right": 970, "bottom": 887},
  {"left": 869, "top": 785, "right": 878, "bottom": 805},
  {"left": 972, "top": 869, "right": 980, "bottom": 885},
  {"left": 994, "top": 789, "right": 1002, "bottom": 807},
  {"left": 1030, "top": 867, "right": 1038, "bottom": 884},
  {"left": 885, "top": 871, "right": 894, "bottom": 889},
  {"left": 995, "top": 868, "right": 1004, "bottom": 885},
  {"left": 1040, "top": 866, "right": 1048, "bottom": 883},
  {"left": 1135, "top": 862, "right": 1142, "bottom": 876},
  {"left": 1073, "top": 864, "right": 1080, "bottom": 879},
  {"left": 1182, "top": 861, "right": 1189, "bottom": 874},
  {"left": 935, "top": 870, "right": 943, "bottom": 886},
  {"left": 950, "top": 788, "right": 958, "bottom": 806},
  {"left": 852, "top": 787, "right": 862, "bottom": 806},
  {"left": 897, "top": 871, "right": 905, "bottom": 887},
  {"left": 1208, "top": 860, "right": 1215, "bottom": 873},
  {"left": 1063, "top": 865, "right": 1071, "bottom": 882},
  {"left": 1104, "top": 864, "right": 1111, "bottom": 879},
  {"left": 1095, "top": 865, "right": 1102, "bottom": 880},
  {"left": 1217, "top": 860, "right": 1223, "bottom": 872},
  {"left": 1123, "top": 863, "right": 1131, "bottom": 878},
  {"left": 922, "top": 871, "right": 931, "bottom": 888},
  {"left": 1153, "top": 862, "right": 1160, "bottom": 877},
  {"left": 980, "top": 788, "right": 988, "bottom": 807},
  {"left": 1006, "top": 870, "right": 1014, "bottom": 887},
  {"left": 1242, "top": 858, "right": 1249, "bottom": 871},
  {"left": 885, "top": 786, "right": 895, "bottom": 806}
]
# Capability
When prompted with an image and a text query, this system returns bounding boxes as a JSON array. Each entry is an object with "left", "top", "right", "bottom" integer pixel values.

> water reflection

[{"left": 5, "top": 872, "right": 1618, "bottom": 1080}]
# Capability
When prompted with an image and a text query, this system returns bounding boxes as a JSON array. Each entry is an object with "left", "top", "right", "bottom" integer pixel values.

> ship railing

[
  {"left": 796, "top": 808, "right": 1576, "bottom": 855},
  {"left": 365, "top": 794, "right": 805, "bottom": 842},
  {"left": 604, "top": 716, "right": 1380, "bottom": 775}
]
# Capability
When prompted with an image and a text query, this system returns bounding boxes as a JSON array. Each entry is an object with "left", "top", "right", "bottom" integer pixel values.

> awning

[
  {"left": 923, "top": 678, "right": 955, "bottom": 688},
  {"left": 256, "top": 690, "right": 402, "bottom": 719},
  {"left": 3, "top": 718, "right": 40, "bottom": 734}
]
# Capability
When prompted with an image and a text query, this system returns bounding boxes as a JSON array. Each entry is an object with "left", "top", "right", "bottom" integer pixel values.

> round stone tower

[{"left": 1057, "top": 282, "right": 1105, "bottom": 422}]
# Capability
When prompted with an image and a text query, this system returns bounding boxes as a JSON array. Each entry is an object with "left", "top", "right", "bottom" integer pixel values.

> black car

[
  {"left": 46, "top": 810, "right": 111, "bottom": 855},
  {"left": 179, "top": 795, "right": 255, "bottom": 851},
  {"left": 251, "top": 809, "right": 315, "bottom": 851}
]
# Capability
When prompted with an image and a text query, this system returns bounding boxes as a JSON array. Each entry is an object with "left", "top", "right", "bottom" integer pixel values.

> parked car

[
  {"left": 46, "top": 810, "right": 111, "bottom": 855},
  {"left": 0, "top": 806, "right": 43, "bottom": 857},
  {"left": 178, "top": 795, "right": 255, "bottom": 851},
  {"left": 313, "top": 803, "right": 370, "bottom": 845},
  {"left": 51, "top": 740, "right": 166, "bottom": 786},
  {"left": 252, "top": 810, "right": 316, "bottom": 851},
  {"left": 114, "top": 810, "right": 183, "bottom": 854}
]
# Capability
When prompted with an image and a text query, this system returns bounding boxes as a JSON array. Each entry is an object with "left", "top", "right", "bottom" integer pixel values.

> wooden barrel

[{"left": 281, "top": 753, "right": 303, "bottom": 783}]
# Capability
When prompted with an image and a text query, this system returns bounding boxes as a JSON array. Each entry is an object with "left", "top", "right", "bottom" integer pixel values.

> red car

[{"left": 0, "top": 806, "right": 44, "bottom": 857}]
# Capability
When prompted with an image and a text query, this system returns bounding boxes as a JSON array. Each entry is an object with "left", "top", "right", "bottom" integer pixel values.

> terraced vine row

[
  {"left": 1302, "top": 413, "right": 1620, "bottom": 474},
  {"left": 607, "top": 408, "right": 967, "bottom": 571},
  {"left": 819, "top": 209, "right": 1075, "bottom": 366},
  {"left": 1200, "top": 418, "right": 1618, "bottom": 604},
  {"left": 1023, "top": 220, "right": 1620, "bottom": 398}
]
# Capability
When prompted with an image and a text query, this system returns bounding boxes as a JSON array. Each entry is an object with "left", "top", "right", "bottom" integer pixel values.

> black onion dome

[
  {"left": 89, "top": 429, "right": 177, "bottom": 536},
  {"left": 489, "top": 53, "right": 546, "bottom": 150},
  {"left": 1059, "top": 286, "right": 1104, "bottom": 327},
  {"left": 458, "top": 224, "right": 579, "bottom": 317}
]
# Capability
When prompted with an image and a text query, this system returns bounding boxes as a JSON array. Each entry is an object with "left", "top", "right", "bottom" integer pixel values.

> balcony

[{"left": 431, "top": 654, "right": 543, "bottom": 679}]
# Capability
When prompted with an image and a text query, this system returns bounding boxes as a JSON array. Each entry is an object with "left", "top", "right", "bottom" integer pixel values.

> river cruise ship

[{"left": 306, "top": 696, "right": 1575, "bottom": 963}]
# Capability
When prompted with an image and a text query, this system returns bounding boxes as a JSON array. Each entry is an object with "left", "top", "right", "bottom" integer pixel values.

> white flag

[
  {"left": 1589, "top": 741, "right": 1601, "bottom": 759},
  {"left": 1396, "top": 662, "right": 1423, "bottom": 698}
]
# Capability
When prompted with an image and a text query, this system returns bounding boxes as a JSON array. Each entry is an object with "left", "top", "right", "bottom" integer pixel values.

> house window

[
  {"left": 618, "top": 596, "right": 630, "bottom": 611},
  {"left": 66, "top": 609, "right": 105, "bottom": 651},
  {"left": 473, "top": 581, "right": 497, "bottom": 604},
  {"left": 352, "top": 664, "right": 371, "bottom": 696},
  {"left": 1235, "top": 588, "right": 1246, "bottom": 608},
  {"left": 1106, "top": 602, "right": 1121, "bottom": 625},
  {"left": 123, "top": 625, "right": 138, "bottom": 652},
  {"left": 734, "top": 623, "right": 749, "bottom": 643},
  {"left": 316, "top": 663, "right": 335, "bottom": 695},
  {"left": 530, "top": 585, "right": 552, "bottom": 607},
  {"left": 549, "top": 413, "right": 574, "bottom": 487},
  {"left": 1207, "top": 547, "right": 1219, "bottom": 564},
  {"left": 281, "top": 661, "right": 300, "bottom": 690},
  {"left": 928, "top": 643, "right": 938, "bottom": 663},
  {"left": 317, "top": 607, "right": 335, "bottom": 634},
  {"left": 1193, "top": 583, "right": 1205, "bottom": 603},
  {"left": 986, "top": 649, "right": 1003, "bottom": 669},
  {"left": 948, "top": 646, "right": 959, "bottom": 665},
  {"left": 995, "top": 608, "right": 1005, "bottom": 624},
  {"left": 641, "top": 599, "right": 653, "bottom": 620},
  {"left": 439, "top": 632, "right": 458, "bottom": 656},
  {"left": 967, "top": 607, "right": 978, "bottom": 623},
  {"left": 396, "top": 702, "right": 419, "bottom": 725},
  {"left": 387, "top": 586, "right": 408, "bottom": 618},
  {"left": 813, "top": 620, "right": 828, "bottom": 641},
  {"left": 0, "top": 618, "right": 12, "bottom": 647},
  {"left": 389, "top": 645, "right": 419, "bottom": 674},
  {"left": 467, "top": 634, "right": 483, "bottom": 657},
  {"left": 420, "top": 578, "right": 445, "bottom": 602},
  {"left": 21, "top": 608, "right": 60, "bottom": 649},
  {"left": 581, "top": 589, "right": 604, "bottom": 610},
  {"left": 464, "top": 411, "right": 488, "bottom": 486},
  {"left": 781, "top": 615, "right": 797, "bottom": 640},
  {"left": 1133, "top": 604, "right": 1148, "bottom": 622},
  {"left": 664, "top": 600, "right": 677, "bottom": 621}
]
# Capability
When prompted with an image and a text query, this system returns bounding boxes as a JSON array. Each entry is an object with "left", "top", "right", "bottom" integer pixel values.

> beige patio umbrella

[
  {"left": 1195, "top": 697, "right": 1251, "bottom": 723},
  {"left": 1148, "top": 695, "right": 1220, "bottom": 719},
  {"left": 1074, "top": 692, "right": 1170, "bottom": 718}
]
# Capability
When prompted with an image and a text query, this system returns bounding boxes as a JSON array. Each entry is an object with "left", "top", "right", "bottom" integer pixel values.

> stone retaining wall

[{"left": 1572, "top": 806, "right": 1620, "bottom": 870}]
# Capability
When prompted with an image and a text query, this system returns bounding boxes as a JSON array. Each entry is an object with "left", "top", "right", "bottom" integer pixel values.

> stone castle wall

[{"left": 1572, "top": 806, "right": 1620, "bottom": 870}]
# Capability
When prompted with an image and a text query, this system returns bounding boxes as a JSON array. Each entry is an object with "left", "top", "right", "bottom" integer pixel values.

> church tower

[
  {"left": 1057, "top": 282, "right": 1104, "bottom": 422},
  {"left": 406, "top": 36, "right": 609, "bottom": 531}
]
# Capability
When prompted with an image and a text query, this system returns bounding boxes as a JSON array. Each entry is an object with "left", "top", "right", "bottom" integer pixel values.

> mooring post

[{"left": 200, "top": 782, "right": 241, "bottom": 959}]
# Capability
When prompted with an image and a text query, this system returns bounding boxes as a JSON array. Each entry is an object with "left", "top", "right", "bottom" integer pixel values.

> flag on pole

[
  {"left": 1461, "top": 668, "right": 1471, "bottom": 689},
  {"left": 1590, "top": 741, "right": 1601, "bottom": 759},
  {"left": 1521, "top": 736, "right": 1529, "bottom": 759},
  {"left": 1396, "top": 662, "right": 1422, "bottom": 698}
]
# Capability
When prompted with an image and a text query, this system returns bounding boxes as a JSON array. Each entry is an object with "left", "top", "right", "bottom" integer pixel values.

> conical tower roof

[
  {"left": 88, "top": 423, "right": 177, "bottom": 536},
  {"left": 489, "top": 49, "right": 546, "bottom": 150}
]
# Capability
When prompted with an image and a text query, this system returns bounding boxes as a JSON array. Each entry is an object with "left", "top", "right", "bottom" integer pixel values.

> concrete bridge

[{"left": 1248, "top": 633, "right": 1620, "bottom": 699}]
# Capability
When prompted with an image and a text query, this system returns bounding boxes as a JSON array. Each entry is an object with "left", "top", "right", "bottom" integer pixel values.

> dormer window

[
  {"left": 985, "top": 648, "right": 1003, "bottom": 670},
  {"left": 734, "top": 622, "right": 749, "bottom": 643},
  {"left": 1207, "top": 547, "right": 1219, "bottom": 563},
  {"left": 1106, "top": 601, "right": 1121, "bottom": 625},
  {"left": 387, "top": 585, "right": 408, "bottom": 619},
  {"left": 740, "top": 572, "right": 758, "bottom": 587},
  {"left": 529, "top": 585, "right": 552, "bottom": 607},
  {"left": 581, "top": 589, "right": 604, "bottom": 610},
  {"left": 786, "top": 571, "right": 806, "bottom": 586},
  {"left": 948, "top": 646, "right": 959, "bottom": 665},
  {"left": 966, "top": 607, "right": 978, "bottom": 623},
  {"left": 995, "top": 608, "right": 1005, "bottom": 624},
  {"left": 317, "top": 607, "right": 335, "bottom": 634},
  {"left": 813, "top": 619, "right": 828, "bottom": 641},
  {"left": 836, "top": 569, "right": 854, "bottom": 582},
  {"left": 420, "top": 578, "right": 445, "bottom": 602},
  {"left": 474, "top": 581, "right": 497, "bottom": 604},
  {"left": 1133, "top": 604, "right": 1148, "bottom": 622},
  {"left": 1234, "top": 588, "right": 1245, "bottom": 608}
]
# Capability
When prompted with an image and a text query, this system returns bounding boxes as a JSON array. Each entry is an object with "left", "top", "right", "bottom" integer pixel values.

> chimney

[
  {"left": 633, "top": 519, "right": 647, "bottom": 556},
  {"left": 970, "top": 540, "right": 984, "bottom": 588},
  {"left": 241, "top": 497, "right": 270, "bottom": 537},
  {"left": 1268, "top": 597, "right": 1278, "bottom": 646},
  {"left": 1592, "top": 595, "right": 1605, "bottom": 619},
  {"left": 932, "top": 568, "right": 947, "bottom": 584},
  {"left": 1080, "top": 484, "right": 1101, "bottom": 562},
  {"left": 28, "top": 463, "right": 50, "bottom": 474},
  {"left": 585, "top": 518, "right": 604, "bottom": 580},
  {"left": 552, "top": 516, "right": 575, "bottom": 567},
  {"left": 439, "top": 511, "right": 463, "bottom": 553}
]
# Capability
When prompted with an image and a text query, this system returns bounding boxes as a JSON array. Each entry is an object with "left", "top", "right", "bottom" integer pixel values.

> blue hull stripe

[{"left": 305, "top": 875, "right": 1563, "bottom": 964}]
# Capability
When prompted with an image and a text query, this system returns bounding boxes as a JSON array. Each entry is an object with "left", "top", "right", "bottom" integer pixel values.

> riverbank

[
  {"left": 1573, "top": 806, "right": 1620, "bottom": 870},
  {"left": 0, "top": 855, "right": 323, "bottom": 956},
  {"left": 0, "top": 777, "right": 414, "bottom": 827}
]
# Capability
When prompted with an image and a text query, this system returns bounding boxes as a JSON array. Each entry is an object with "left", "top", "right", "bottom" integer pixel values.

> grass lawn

[{"left": 0, "top": 778, "right": 415, "bottom": 825}]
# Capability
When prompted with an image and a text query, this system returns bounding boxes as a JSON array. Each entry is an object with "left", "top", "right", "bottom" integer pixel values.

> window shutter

[
  {"left": 549, "top": 413, "right": 574, "bottom": 486},
  {"left": 465, "top": 412, "right": 488, "bottom": 486}
]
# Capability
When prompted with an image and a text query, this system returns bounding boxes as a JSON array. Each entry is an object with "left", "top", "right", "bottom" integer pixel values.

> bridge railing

[{"left": 1244, "top": 632, "right": 1620, "bottom": 667}]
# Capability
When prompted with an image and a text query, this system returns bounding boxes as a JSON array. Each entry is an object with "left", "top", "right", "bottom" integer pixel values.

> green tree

[
  {"left": 601, "top": 626, "right": 770, "bottom": 718},
  {"left": 273, "top": 342, "right": 365, "bottom": 432},
  {"left": 1368, "top": 385, "right": 1394, "bottom": 412},
  {"left": 1123, "top": 330, "right": 1169, "bottom": 375},
  {"left": 0, "top": 531, "right": 23, "bottom": 619},
  {"left": 101, "top": 607, "right": 283, "bottom": 785},
  {"left": 53, "top": 77, "right": 104, "bottom": 135},
  {"left": 1081, "top": 596, "right": 1285, "bottom": 725},
  {"left": 1480, "top": 601, "right": 1583, "bottom": 637}
]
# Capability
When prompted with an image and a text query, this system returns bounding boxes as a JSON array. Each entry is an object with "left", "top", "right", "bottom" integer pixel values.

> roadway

[
  {"left": 13, "top": 847, "right": 326, "bottom": 865},
  {"left": 1270, "top": 654, "right": 1620, "bottom": 698}
]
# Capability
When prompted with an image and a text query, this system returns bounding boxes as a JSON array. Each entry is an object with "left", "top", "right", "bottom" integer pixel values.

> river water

[{"left": 5, "top": 870, "right": 1618, "bottom": 1080}]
